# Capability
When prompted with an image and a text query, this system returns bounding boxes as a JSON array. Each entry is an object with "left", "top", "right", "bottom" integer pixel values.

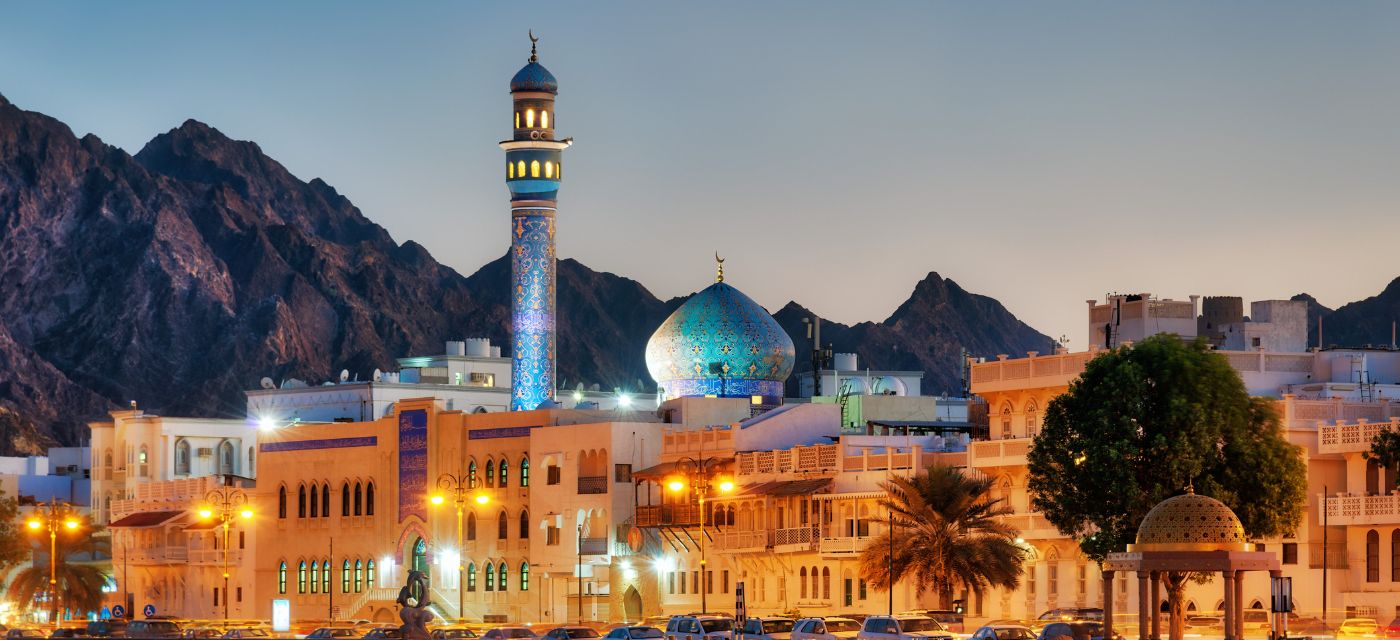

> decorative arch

[
  {"left": 278, "top": 485, "right": 288, "bottom": 519},
  {"left": 354, "top": 481, "right": 363, "bottom": 515},
  {"left": 485, "top": 457, "right": 495, "bottom": 487},
  {"left": 520, "top": 456, "right": 530, "bottom": 487},
  {"left": 1368, "top": 529, "right": 1381, "bottom": 582},
  {"left": 498, "top": 509, "right": 509, "bottom": 539},
  {"left": 499, "top": 458, "right": 509, "bottom": 488},
  {"left": 174, "top": 440, "right": 191, "bottom": 475},
  {"left": 341, "top": 482, "right": 351, "bottom": 516},
  {"left": 468, "top": 459, "right": 479, "bottom": 489},
  {"left": 467, "top": 512, "right": 478, "bottom": 540},
  {"left": 366, "top": 482, "right": 376, "bottom": 516},
  {"left": 218, "top": 440, "right": 236, "bottom": 475},
  {"left": 519, "top": 509, "right": 530, "bottom": 539}
]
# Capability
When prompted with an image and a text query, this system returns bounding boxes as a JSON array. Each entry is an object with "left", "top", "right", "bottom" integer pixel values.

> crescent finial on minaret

[
  {"left": 528, "top": 30, "right": 539, "bottom": 63},
  {"left": 715, "top": 252, "right": 725, "bottom": 283}
]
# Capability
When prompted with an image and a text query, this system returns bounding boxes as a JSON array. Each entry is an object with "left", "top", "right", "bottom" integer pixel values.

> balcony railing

[
  {"left": 579, "top": 537, "right": 608, "bottom": 555},
  {"left": 577, "top": 476, "right": 608, "bottom": 495},
  {"left": 635, "top": 505, "right": 701, "bottom": 528},
  {"left": 188, "top": 548, "right": 243, "bottom": 565},
  {"left": 773, "top": 526, "right": 818, "bottom": 549},
  {"left": 1318, "top": 418, "right": 1400, "bottom": 455},
  {"left": 126, "top": 546, "right": 188, "bottom": 565},
  {"left": 713, "top": 530, "right": 769, "bottom": 552},
  {"left": 820, "top": 535, "right": 871, "bottom": 556},
  {"left": 1320, "top": 493, "right": 1400, "bottom": 526},
  {"left": 970, "top": 438, "right": 1032, "bottom": 468}
]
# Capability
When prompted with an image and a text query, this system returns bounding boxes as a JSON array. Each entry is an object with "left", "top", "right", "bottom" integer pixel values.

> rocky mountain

[{"left": 1297, "top": 279, "right": 1400, "bottom": 350}]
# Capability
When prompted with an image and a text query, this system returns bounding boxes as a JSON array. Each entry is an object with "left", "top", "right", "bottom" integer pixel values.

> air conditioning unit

[{"left": 197, "top": 448, "right": 213, "bottom": 457}]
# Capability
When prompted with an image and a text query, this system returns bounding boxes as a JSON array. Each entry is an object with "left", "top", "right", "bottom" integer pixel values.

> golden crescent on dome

[{"left": 715, "top": 252, "right": 725, "bottom": 283}]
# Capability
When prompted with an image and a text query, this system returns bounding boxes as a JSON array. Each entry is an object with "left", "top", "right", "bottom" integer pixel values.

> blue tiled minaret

[{"left": 502, "top": 33, "right": 571, "bottom": 410}]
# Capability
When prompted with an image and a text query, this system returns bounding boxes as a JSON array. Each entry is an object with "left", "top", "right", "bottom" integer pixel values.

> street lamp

[
  {"left": 664, "top": 456, "right": 735, "bottom": 614},
  {"left": 431, "top": 472, "right": 489, "bottom": 621},
  {"left": 196, "top": 484, "right": 251, "bottom": 623},
  {"left": 24, "top": 501, "right": 81, "bottom": 628}
]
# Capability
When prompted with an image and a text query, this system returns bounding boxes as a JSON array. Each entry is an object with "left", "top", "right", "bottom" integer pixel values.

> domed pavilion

[{"left": 1103, "top": 488, "right": 1283, "bottom": 640}]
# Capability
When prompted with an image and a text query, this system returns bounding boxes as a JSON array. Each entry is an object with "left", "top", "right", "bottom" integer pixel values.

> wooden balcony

[
  {"left": 577, "top": 476, "right": 608, "bottom": 495},
  {"left": 635, "top": 504, "right": 701, "bottom": 528}
]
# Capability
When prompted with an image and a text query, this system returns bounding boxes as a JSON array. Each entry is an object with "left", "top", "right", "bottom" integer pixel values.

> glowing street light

[
  {"left": 198, "top": 483, "right": 250, "bottom": 623},
  {"left": 431, "top": 472, "right": 488, "bottom": 618},
  {"left": 666, "top": 478, "right": 686, "bottom": 493},
  {"left": 25, "top": 501, "right": 81, "bottom": 628}
]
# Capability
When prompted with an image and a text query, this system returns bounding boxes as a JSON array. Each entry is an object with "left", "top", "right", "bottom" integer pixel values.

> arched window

[
  {"left": 175, "top": 440, "right": 191, "bottom": 475},
  {"left": 278, "top": 486, "right": 288, "bottom": 519},
  {"left": 508, "top": 162, "right": 515, "bottom": 179},
  {"left": 555, "top": 163, "right": 560, "bottom": 180},
  {"left": 1000, "top": 402, "right": 1013, "bottom": 439},
  {"left": 310, "top": 562, "right": 320, "bottom": 593},
  {"left": 138, "top": 446, "right": 150, "bottom": 477},
  {"left": 485, "top": 458, "right": 495, "bottom": 487},
  {"left": 354, "top": 482, "right": 363, "bottom": 516},
  {"left": 219, "top": 441, "right": 235, "bottom": 475},
  {"left": 822, "top": 567, "right": 831, "bottom": 600},
  {"left": 799, "top": 567, "right": 808, "bottom": 599},
  {"left": 467, "top": 512, "right": 477, "bottom": 540},
  {"left": 497, "top": 562, "right": 508, "bottom": 592},
  {"left": 298, "top": 484, "right": 307, "bottom": 518},
  {"left": 498, "top": 510, "right": 509, "bottom": 539},
  {"left": 520, "top": 457, "right": 530, "bottom": 487},
  {"left": 810, "top": 566, "right": 819, "bottom": 599},
  {"left": 343, "top": 559, "right": 352, "bottom": 593},
  {"left": 321, "top": 560, "right": 330, "bottom": 593},
  {"left": 367, "top": 560, "right": 376, "bottom": 587},
  {"left": 355, "top": 559, "right": 364, "bottom": 592},
  {"left": 520, "top": 562, "right": 530, "bottom": 591},
  {"left": 516, "top": 161, "right": 525, "bottom": 178},
  {"left": 1025, "top": 400, "right": 1040, "bottom": 438},
  {"left": 499, "top": 459, "right": 509, "bottom": 488},
  {"left": 544, "top": 162, "right": 554, "bottom": 179},
  {"left": 278, "top": 562, "right": 287, "bottom": 594},
  {"left": 525, "top": 109, "right": 535, "bottom": 128},
  {"left": 1393, "top": 530, "right": 1400, "bottom": 582},
  {"left": 467, "top": 563, "right": 477, "bottom": 591},
  {"left": 485, "top": 563, "right": 494, "bottom": 591},
  {"left": 469, "top": 460, "right": 478, "bottom": 488},
  {"left": 342, "top": 482, "right": 350, "bottom": 517},
  {"left": 321, "top": 483, "right": 330, "bottom": 518},
  {"left": 530, "top": 160, "right": 540, "bottom": 178},
  {"left": 309, "top": 485, "right": 319, "bottom": 518},
  {"left": 298, "top": 561, "right": 307, "bottom": 593},
  {"left": 1367, "top": 529, "right": 1381, "bottom": 582},
  {"left": 519, "top": 510, "right": 530, "bottom": 539},
  {"left": 367, "top": 482, "right": 375, "bottom": 516},
  {"left": 515, "top": 113, "right": 520, "bottom": 129},
  {"left": 541, "top": 110, "right": 549, "bottom": 129}
]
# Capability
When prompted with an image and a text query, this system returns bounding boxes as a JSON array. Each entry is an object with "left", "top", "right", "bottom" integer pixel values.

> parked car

[
  {"left": 220, "top": 629, "right": 273, "bottom": 640},
  {"left": 739, "top": 618, "right": 795, "bottom": 640},
  {"left": 431, "top": 628, "right": 480, "bottom": 640},
  {"left": 1339, "top": 619, "right": 1380, "bottom": 637},
  {"left": 364, "top": 629, "right": 406, "bottom": 640},
  {"left": 604, "top": 628, "right": 663, "bottom": 640},
  {"left": 544, "top": 629, "right": 601, "bottom": 640},
  {"left": 792, "top": 617, "right": 863, "bottom": 640},
  {"left": 8, "top": 630, "right": 48, "bottom": 639},
  {"left": 49, "top": 625, "right": 90, "bottom": 640},
  {"left": 480, "top": 629, "right": 538, "bottom": 640},
  {"left": 87, "top": 621, "right": 129, "bottom": 639},
  {"left": 901, "top": 612, "right": 963, "bottom": 635},
  {"left": 666, "top": 616, "right": 734, "bottom": 640},
  {"left": 1380, "top": 618, "right": 1400, "bottom": 639},
  {"left": 969, "top": 625, "right": 1035, "bottom": 640},
  {"left": 182, "top": 628, "right": 225, "bottom": 639},
  {"left": 856, "top": 616, "right": 952, "bottom": 640},
  {"left": 1036, "top": 611, "right": 1103, "bottom": 624},
  {"left": 1183, "top": 616, "right": 1221, "bottom": 633},
  {"left": 309, "top": 629, "right": 366, "bottom": 640},
  {"left": 127, "top": 620, "right": 183, "bottom": 639},
  {"left": 1034, "top": 622, "right": 1117, "bottom": 640}
]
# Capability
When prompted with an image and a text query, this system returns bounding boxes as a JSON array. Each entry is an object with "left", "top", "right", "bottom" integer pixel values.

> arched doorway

[
  {"left": 409, "top": 537, "right": 429, "bottom": 575},
  {"left": 373, "top": 607, "right": 395, "bottom": 622},
  {"left": 623, "top": 586, "right": 642, "bottom": 622}
]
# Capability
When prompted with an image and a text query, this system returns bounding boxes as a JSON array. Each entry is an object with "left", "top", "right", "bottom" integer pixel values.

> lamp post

[
  {"left": 665, "top": 456, "right": 735, "bottom": 614},
  {"left": 432, "top": 473, "right": 489, "bottom": 621},
  {"left": 25, "top": 501, "right": 81, "bottom": 627},
  {"left": 197, "top": 484, "right": 252, "bottom": 623}
]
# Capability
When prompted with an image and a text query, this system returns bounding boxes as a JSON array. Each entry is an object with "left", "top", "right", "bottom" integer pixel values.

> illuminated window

[
  {"left": 498, "top": 562, "right": 508, "bottom": 592},
  {"left": 530, "top": 160, "right": 540, "bottom": 178},
  {"left": 367, "top": 560, "right": 375, "bottom": 586},
  {"left": 541, "top": 110, "right": 549, "bottom": 128},
  {"left": 343, "top": 559, "right": 352, "bottom": 593},
  {"left": 355, "top": 559, "right": 363, "bottom": 593},
  {"left": 321, "top": 561, "right": 329, "bottom": 593},
  {"left": 508, "top": 162, "right": 515, "bottom": 179},
  {"left": 544, "top": 162, "right": 553, "bottom": 179},
  {"left": 515, "top": 112, "right": 520, "bottom": 129},
  {"left": 520, "top": 457, "right": 530, "bottom": 487},
  {"left": 520, "top": 562, "right": 530, "bottom": 591},
  {"left": 297, "top": 561, "right": 307, "bottom": 594},
  {"left": 526, "top": 109, "right": 535, "bottom": 128},
  {"left": 467, "top": 563, "right": 477, "bottom": 591},
  {"left": 485, "top": 457, "right": 495, "bottom": 487},
  {"left": 500, "top": 459, "right": 509, "bottom": 488},
  {"left": 516, "top": 161, "right": 526, "bottom": 177},
  {"left": 485, "top": 564, "right": 494, "bottom": 591},
  {"left": 310, "top": 562, "right": 319, "bottom": 593},
  {"left": 469, "top": 460, "right": 478, "bottom": 488},
  {"left": 278, "top": 562, "right": 287, "bottom": 594},
  {"left": 555, "top": 163, "right": 560, "bottom": 179}
]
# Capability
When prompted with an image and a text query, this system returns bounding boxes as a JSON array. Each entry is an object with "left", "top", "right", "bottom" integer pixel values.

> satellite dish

[
  {"left": 260, "top": 377, "right": 275, "bottom": 390},
  {"left": 372, "top": 368, "right": 383, "bottom": 382},
  {"left": 339, "top": 369, "right": 350, "bottom": 383}
]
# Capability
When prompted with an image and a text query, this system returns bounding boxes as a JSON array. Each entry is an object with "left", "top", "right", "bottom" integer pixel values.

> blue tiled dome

[
  {"left": 511, "top": 62, "right": 558, "bottom": 94},
  {"left": 645, "top": 281, "right": 796, "bottom": 400}
]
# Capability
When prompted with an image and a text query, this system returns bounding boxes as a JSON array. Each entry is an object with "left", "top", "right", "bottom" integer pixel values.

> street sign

[
  {"left": 110, "top": 606, "right": 124, "bottom": 619},
  {"left": 143, "top": 604, "right": 155, "bottom": 618}
]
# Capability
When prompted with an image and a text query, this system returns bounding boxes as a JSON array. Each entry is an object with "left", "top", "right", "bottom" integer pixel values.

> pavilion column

[
  {"left": 1234, "top": 570, "right": 1246, "bottom": 640},
  {"left": 1103, "top": 570, "right": 1115, "bottom": 640},
  {"left": 1150, "top": 570, "right": 1162, "bottom": 640},
  {"left": 1137, "top": 571, "right": 1151, "bottom": 640},
  {"left": 1222, "top": 570, "right": 1236, "bottom": 640}
]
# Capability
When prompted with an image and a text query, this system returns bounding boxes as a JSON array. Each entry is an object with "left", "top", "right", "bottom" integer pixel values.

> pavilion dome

[
  {"left": 645, "top": 278, "right": 795, "bottom": 401},
  {"left": 1132, "top": 488, "right": 1249, "bottom": 552},
  {"left": 511, "top": 61, "right": 558, "bottom": 94}
]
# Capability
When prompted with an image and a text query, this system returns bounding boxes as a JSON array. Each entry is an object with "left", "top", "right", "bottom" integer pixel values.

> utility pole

[
  {"left": 577, "top": 524, "right": 584, "bottom": 624},
  {"left": 328, "top": 537, "right": 334, "bottom": 621},
  {"left": 25, "top": 501, "right": 80, "bottom": 628}
]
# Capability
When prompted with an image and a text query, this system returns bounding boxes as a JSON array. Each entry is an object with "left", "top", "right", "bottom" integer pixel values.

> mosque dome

[
  {"left": 1131, "top": 488, "right": 1249, "bottom": 552},
  {"left": 645, "top": 269, "right": 795, "bottom": 401},
  {"left": 511, "top": 61, "right": 558, "bottom": 94}
]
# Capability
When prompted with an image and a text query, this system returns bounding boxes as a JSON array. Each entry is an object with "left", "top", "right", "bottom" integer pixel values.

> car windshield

[
  {"left": 700, "top": 621, "right": 732, "bottom": 633},
  {"left": 900, "top": 620, "right": 945, "bottom": 633},
  {"left": 994, "top": 629, "right": 1032, "bottom": 640},
  {"left": 503, "top": 630, "right": 536, "bottom": 639},
  {"left": 149, "top": 623, "right": 181, "bottom": 633},
  {"left": 563, "top": 630, "right": 598, "bottom": 639},
  {"left": 761, "top": 622, "right": 794, "bottom": 634},
  {"left": 629, "top": 630, "right": 663, "bottom": 639},
  {"left": 824, "top": 621, "right": 861, "bottom": 633},
  {"left": 442, "top": 631, "right": 477, "bottom": 639}
]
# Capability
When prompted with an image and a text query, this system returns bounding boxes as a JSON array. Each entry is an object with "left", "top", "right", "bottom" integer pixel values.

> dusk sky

[{"left": 4, "top": 2, "right": 1398, "bottom": 349}]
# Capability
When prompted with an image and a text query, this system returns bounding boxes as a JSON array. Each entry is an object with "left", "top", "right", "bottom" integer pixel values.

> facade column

[
  {"left": 1137, "top": 571, "right": 1151, "bottom": 640},
  {"left": 1150, "top": 571, "right": 1162, "bottom": 640},
  {"left": 1102, "top": 570, "right": 1115, "bottom": 640},
  {"left": 1222, "top": 570, "right": 1236, "bottom": 640},
  {"left": 1234, "top": 571, "right": 1246, "bottom": 640}
]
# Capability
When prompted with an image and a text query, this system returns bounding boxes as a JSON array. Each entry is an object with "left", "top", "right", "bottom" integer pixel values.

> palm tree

[
  {"left": 858, "top": 465, "right": 1025, "bottom": 607},
  {"left": 8, "top": 515, "right": 110, "bottom": 621}
]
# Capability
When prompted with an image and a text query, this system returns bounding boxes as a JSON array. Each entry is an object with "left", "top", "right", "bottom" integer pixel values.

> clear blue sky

[{"left": 3, "top": 2, "right": 1399, "bottom": 347}]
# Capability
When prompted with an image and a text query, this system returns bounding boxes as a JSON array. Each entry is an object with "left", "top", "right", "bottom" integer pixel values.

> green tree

[
  {"left": 858, "top": 465, "right": 1025, "bottom": 606},
  {"left": 8, "top": 514, "right": 110, "bottom": 621},
  {"left": 0, "top": 489, "right": 33, "bottom": 570},
  {"left": 1364, "top": 429, "right": 1400, "bottom": 488},
  {"left": 1027, "top": 335, "right": 1306, "bottom": 639}
]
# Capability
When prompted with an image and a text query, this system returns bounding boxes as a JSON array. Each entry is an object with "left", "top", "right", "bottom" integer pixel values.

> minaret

[{"left": 502, "top": 32, "right": 571, "bottom": 410}]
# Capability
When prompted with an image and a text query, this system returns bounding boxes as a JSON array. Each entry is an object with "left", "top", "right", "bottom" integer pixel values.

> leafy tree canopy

[
  {"left": 1364, "top": 429, "right": 1400, "bottom": 488},
  {"left": 1026, "top": 335, "right": 1307, "bottom": 562}
]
